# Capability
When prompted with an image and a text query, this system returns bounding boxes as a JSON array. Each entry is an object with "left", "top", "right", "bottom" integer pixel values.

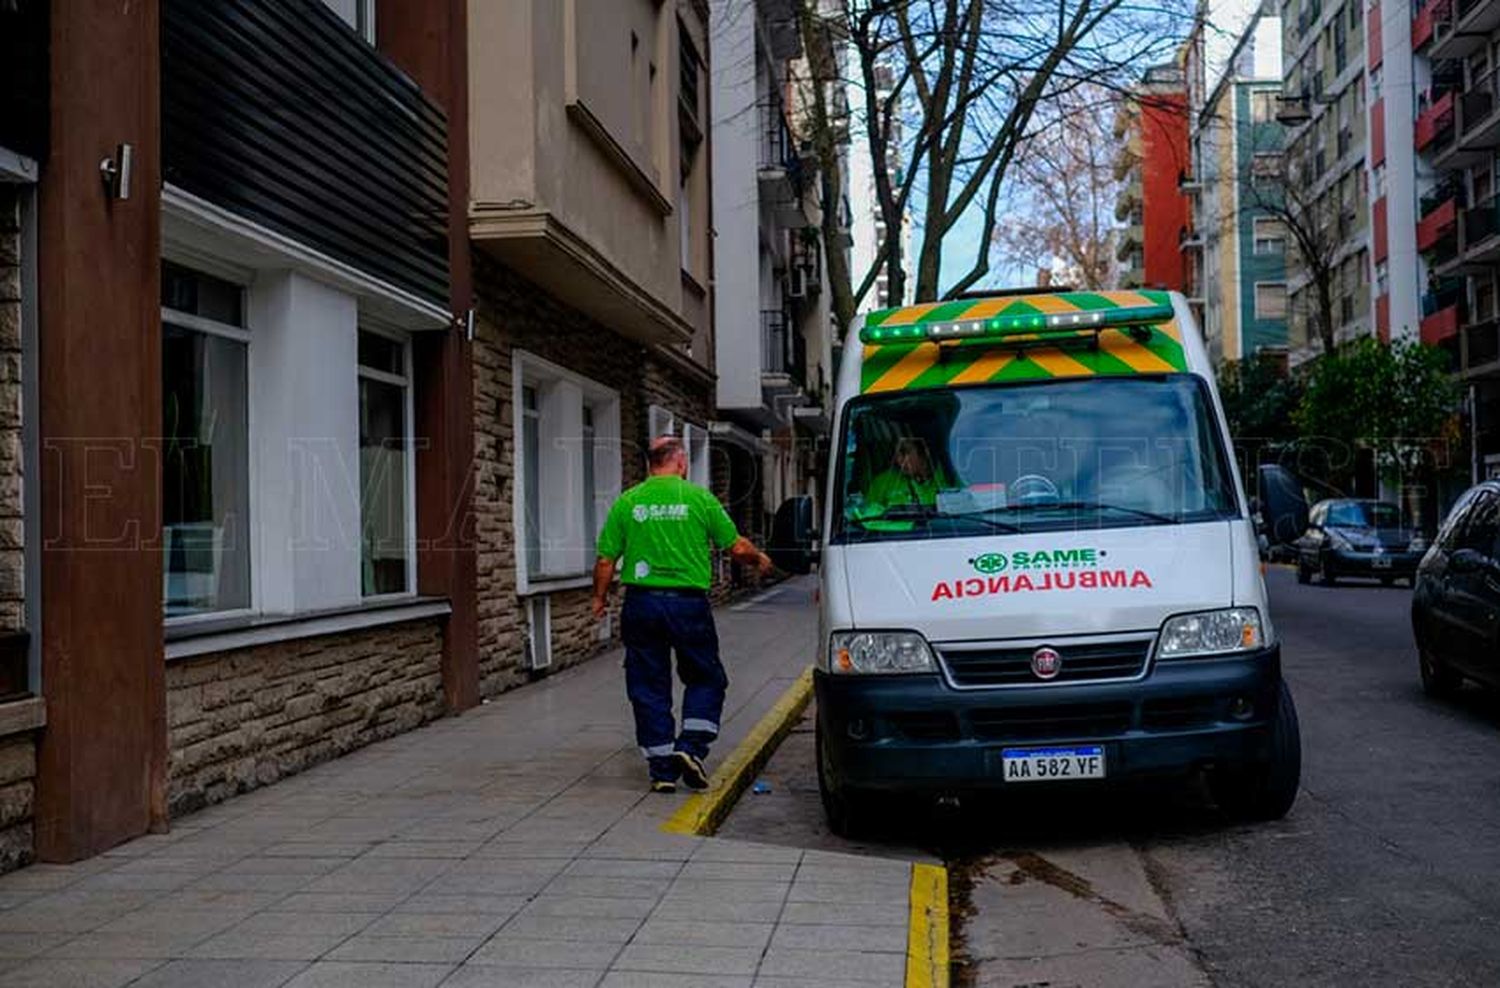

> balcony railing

[
  {"left": 1418, "top": 195, "right": 1459, "bottom": 252},
  {"left": 1421, "top": 173, "right": 1466, "bottom": 216},
  {"left": 1422, "top": 277, "right": 1465, "bottom": 317},
  {"left": 1462, "top": 198, "right": 1500, "bottom": 252},
  {"left": 1464, "top": 318, "right": 1500, "bottom": 370},
  {"left": 761, "top": 309, "right": 807, "bottom": 389},
  {"left": 1415, "top": 89, "right": 1457, "bottom": 151}
]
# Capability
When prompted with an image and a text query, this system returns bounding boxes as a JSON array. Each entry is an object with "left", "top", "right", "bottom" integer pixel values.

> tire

[
  {"left": 1380, "top": 576, "right": 1395, "bottom": 587},
  {"left": 816, "top": 723, "right": 868, "bottom": 839},
  {"left": 1210, "top": 681, "right": 1301, "bottom": 822},
  {"left": 1317, "top": 554, "right": 1337, "bottom": 586},
  {"left": 1419, "top": 644, "right": 1463, "bottom": 699},
  {"left": 1296, "top": 559, "right": 1311, "bottom": 585}
]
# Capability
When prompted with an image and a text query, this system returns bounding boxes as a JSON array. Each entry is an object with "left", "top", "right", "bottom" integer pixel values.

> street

[{"left": 719, "top": 567, "right": 1500, "bottom": 987}]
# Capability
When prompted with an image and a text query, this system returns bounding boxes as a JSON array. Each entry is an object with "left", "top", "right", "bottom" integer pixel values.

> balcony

[
  {"left": 162, "top": 0, "right": 450, "bottom": 308},
  {"left": 1418, "top": 192, "right": 1460, "bottom": 253},
  {"left": 1420, "top": 278, "right": 1465, "bottom": 344},
  {"left": 761, "top": 309, "right": 807, "bottom": 392},
  {"left": 1461, "top": 199, "right": 1500, "bottom": 265},
  {"left": 758, "top": 95, "right": 808, "bottom": 227},
  {"left": 1413, "top": 0, "right": 1446, "bottom": 50},
  {"left": 1463, "top": 318, "right": 1500, "bottom": 375},
  {"left": 1432, "top": 0, "right": 1499, "bottom": 59},
  {"left": 1179, "top": 225, "right": 1205, "bottom": 251},
  {"left": 1439, "top": 71, "right": 1500, "bottom": 167},
  {"left": 1415, "top": 89, "right": 1457, "bottom": 152}
]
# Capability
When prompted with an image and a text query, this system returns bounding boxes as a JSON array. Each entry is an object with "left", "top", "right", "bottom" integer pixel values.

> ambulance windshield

[{"left": 832, "top": 375, "right": 1240, "bottom": 544}]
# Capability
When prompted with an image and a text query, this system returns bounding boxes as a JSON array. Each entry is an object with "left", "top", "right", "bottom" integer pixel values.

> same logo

[
  {"left": 632, "top": 505, "right": 650, "bottom": 522},
  {"left": 971, "top": 552, "right": 1009, "bottom": 574},
  {"left": 1030, "top": 646, "right": 1063, "bottom": 680}
]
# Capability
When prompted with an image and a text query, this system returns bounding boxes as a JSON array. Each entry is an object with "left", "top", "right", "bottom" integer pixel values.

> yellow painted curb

[
  {"left": 660, "top": 667, "right": 814, "bottom": 836},
  {"left": 906, "top": 861, "right": 951, "bottom": 988}
]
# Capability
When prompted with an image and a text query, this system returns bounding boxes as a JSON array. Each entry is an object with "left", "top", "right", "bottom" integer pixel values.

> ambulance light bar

[{"left": 860, "top": 303, "right": 1175, "bottom": 344}]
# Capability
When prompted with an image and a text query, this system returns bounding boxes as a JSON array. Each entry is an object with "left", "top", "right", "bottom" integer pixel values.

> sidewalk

[{"left": 0, "top": 578, "right": 924, "bottom": 988}]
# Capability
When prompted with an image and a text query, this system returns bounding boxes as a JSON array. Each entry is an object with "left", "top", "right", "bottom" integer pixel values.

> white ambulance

[{"left": 771, "top": 288, "right": 1300, "bottom": 834}]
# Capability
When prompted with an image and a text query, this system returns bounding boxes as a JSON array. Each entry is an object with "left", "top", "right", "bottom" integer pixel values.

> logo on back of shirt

[
  {"left": 633, "top": 504, "right": 689, "bottom": 522},
  {"left": 632, "top": 505, "right": 650, "bottom": 522}
]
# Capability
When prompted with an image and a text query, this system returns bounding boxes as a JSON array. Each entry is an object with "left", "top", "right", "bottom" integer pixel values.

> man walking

[{"left": 593, "top": 436, "right": 773, "bottom": 793}]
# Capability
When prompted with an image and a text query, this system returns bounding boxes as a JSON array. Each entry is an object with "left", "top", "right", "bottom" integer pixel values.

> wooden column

[
  {"left": 35, "top": 0, "right": 167, "bottom": 859},
  {"left": 379, "top": 0, "right": 480, "bottom": 712}
]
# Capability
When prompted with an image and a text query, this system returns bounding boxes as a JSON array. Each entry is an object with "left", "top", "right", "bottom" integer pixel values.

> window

[
  {"left": 1251, "top": 90, "right": 1277, "bottom": 123},
  {"left": 320, "top": 0, "right": 374, "bottom": 42},
  {"left": 1457, "top": 493, "right": 1500, "bottom": 557},
  {"left": 514, "top": 352, "right": 622, "bottom": 590},
  {"left": 1255, "top": 282, "right": 1289, "bottom": 319},
  {"left": 358, "top": 330, "right": 412, "bottom": 597},
  {"left": 162, "top": 263, "right": 252, "bottom": 618},
  {"left": 1253, "top": 218, "right": 1288, "bottom": 254},
  {"left": 648, "top": 404, "right": 710, "bottom": 486},
  {"left": 1376, "top": 259, "right": 1390, "bottom": 296}
]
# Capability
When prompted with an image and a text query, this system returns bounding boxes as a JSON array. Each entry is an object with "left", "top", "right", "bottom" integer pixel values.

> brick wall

[
  {"left": 471, "top": 255, "right": 720, "bottom": 696},
  {"left": 165, "top": 618, "right": 445, "bottom": 816},
  {"left": 0, "top": 189, "right": 33, "bottom": 874}
]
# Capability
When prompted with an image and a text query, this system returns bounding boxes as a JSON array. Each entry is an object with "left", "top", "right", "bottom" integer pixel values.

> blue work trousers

[{"left": 621, "top": 589, "right": 727, "bottom": 782}]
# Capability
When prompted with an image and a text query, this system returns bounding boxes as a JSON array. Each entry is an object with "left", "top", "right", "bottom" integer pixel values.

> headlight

[
  {"left": 1325, "top": 530, "right": 1353, "bottom": 550},
  {"left": 827, "top": 631, "right": 936, "bottom": 674},
  {"left": 1157, "top": 608, "right": 1264, "bottom": 659}
]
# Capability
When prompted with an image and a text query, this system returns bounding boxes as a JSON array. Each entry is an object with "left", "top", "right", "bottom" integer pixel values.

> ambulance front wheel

[
  {"left": 816, "top": 724, "right": 870, "bottom": 839},
  {"left": 1209, "top": 680, "right": 1301, "bottom": 822}
]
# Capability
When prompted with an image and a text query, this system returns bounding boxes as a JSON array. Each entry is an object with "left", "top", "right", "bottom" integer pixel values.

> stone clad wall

[
  {"left": 164, "top": 618, "right": 445, "bottom": 816},
  {"left": 471, "top": 256, "right": 720, "bottom": 697},
  {"left": 0, "top": 188, "right": 34, "bottom": 874}
]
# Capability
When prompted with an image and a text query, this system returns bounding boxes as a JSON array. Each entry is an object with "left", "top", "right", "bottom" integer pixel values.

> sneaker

[
  {"left": 674, "top": 751, "right": 710, "bottom": 791},
  {"left": 650, "top": 779, "right": 677, "bottom": 794}
]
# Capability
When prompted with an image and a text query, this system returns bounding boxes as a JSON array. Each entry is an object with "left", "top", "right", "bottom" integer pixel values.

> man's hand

[
  {"left": 591, "top": 594, "right": 608, "bottom": 621},
  {"left": 730, "top": 537, "right": 775, "bottom": 579},
  {"left": 753, "top": 551, "right": 774, "bottom": 578},
  {"left": 591, "top": 557, "right": 616, "bottom": 623}
]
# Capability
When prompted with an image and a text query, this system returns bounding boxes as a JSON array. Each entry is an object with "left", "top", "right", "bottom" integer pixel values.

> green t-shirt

[
  {"left": 597, "top": 475, "right": 739, "bottom": 589},
  {"left": 865, "top": 469, "right": 940, "bottom": 509}
]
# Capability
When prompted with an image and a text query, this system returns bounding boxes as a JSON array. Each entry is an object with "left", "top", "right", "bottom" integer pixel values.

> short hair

[{"left": 648, "top": 435, "right": 684, "bottom": 469}]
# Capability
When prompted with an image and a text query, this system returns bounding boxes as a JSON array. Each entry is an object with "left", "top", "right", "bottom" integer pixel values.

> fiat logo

[{"left": 1031, "top": 646, "right": 1062, "bottom": 680}]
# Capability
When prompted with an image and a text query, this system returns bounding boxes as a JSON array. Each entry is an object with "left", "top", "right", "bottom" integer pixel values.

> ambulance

[{"left": 770, "top": 288, "right": 1300, "bottom": 834}]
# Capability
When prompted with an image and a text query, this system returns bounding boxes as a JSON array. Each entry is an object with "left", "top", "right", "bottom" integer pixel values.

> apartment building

[
  {"left": 1183, "top": 6, "right": 1292, "bottom": 364},
  {"left": 0, "top": 0, "right": 473, "bottom": 865},
  {"left": 1411, "top": 0, "right": 1500, "bottom": 476},
  {"left": 1113, "top": 66, "right": 1192, "bottom": 294},
  {"left": 470, "top": 0, "right": 723, "bottom": 685},
  {"left": 709, "top": 0, "right": 835, "bottom": 540}
]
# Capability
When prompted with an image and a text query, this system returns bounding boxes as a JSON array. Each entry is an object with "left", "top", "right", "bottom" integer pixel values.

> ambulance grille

[{"left": 937, "top": 639, "right": 1152, "bottom": 687}]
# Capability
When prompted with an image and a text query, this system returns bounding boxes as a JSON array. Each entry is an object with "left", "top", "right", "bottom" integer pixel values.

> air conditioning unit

[
  {"left": 525, "top": 595, "right": 552, "bottom": 672},
  {"left": 788, "top": 266, "right": 808, "bottom": 299}
]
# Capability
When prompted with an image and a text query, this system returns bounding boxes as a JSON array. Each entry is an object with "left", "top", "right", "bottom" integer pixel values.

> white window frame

[
  {"left": 647, "top": 404, "right": 710, "bottom": 486},
  {"left": 1252, "top": 217, "right": 1287, "bottom": 255},
  {"left": 513, "top": 350, "right": 622, "bottom": 595},
  {"left": 1254, "top": 281, "right": 1289, "bottom": 320},
  {"left": 161, "top": 273, "right": 255, "bottom": 629},
  {"left": 356, "top": 324, "right": 418, "bottom": 602}
]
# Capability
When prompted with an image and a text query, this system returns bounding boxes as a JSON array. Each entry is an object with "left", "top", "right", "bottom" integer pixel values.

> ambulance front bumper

[{"left": 814, "top": 645, "right": 1281, "bottom": 791}]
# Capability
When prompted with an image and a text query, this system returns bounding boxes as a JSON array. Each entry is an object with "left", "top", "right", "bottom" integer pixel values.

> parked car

[
  {"left": 1294, "top": 499, "right": 1427, "bottom": 587},
  {"left": 1412, "top": 480, "right": 1500, "bottom": 697}
]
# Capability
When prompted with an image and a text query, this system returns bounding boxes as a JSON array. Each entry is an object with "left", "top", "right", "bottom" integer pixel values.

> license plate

[
  {"left": 1373, "top": 555, "right": 1392, "bottom": 569},
  {"left": 1001, "top": 746, "right": 1106, "bottom": 782}
]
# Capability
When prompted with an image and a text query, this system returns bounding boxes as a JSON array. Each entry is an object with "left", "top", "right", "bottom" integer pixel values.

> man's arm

[
  {"left": 729, "top": 536, "right": 774, "bottom": 577},
  {"left": 591, "top": 556, "right": 616, "bottom": 620}
]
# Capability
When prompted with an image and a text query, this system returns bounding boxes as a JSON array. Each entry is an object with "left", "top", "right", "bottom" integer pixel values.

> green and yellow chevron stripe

[{"left": 858, "top": 290, "right": 1188, "bottom": 395}]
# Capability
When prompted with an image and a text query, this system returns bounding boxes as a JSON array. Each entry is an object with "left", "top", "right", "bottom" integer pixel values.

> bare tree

[
  {"left": 790, "top": 0, "right": 1184, "bottom": 331},
  {"left": 991, "top": 89, "right": 1119, "bottom": 288},
  {"left": 1242, "top": 147, "right": 1340, "bottom": 355}
]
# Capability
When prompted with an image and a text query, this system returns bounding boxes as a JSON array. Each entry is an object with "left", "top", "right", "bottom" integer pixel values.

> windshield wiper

[
  {"left": 864, "top": 504, "right": 1023, "bottom": 534},
  {"left": 994, "top": 500, "right": 1180, "bottom": 525}
]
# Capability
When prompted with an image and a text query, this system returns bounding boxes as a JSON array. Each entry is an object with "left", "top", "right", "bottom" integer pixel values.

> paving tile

[
  {"left": 0, "top": 907, "right": 128, "bottom": 934},
  {"left": 188, "top": 873, "right": 313, "bottom": 894},
  {"left": 0, "top": 957, "right": 164, "bottom": 988},
  {"left": 220, "top": 858, "right": 350, "bottom": 877},
  {"left": 542, "top": 877, "right": 672, "bottom": 900},
  {"left": 326, "top": 935, "right": 482, "bottom": 964},
  {"left": 675, "top": 861, "right": 799, "bottom": 883},
  {"left": 610, "top": 943, "right": 761, "bottom": 976},
  {"left": 392, "top": 894, "right": 527, "bottom": 918},
  {"left": 496, "top": 914, "right": 642, "bottom": 943},
  {"left": 186, "top": 930, "right": 352, "bottom": 961},
  {"left": 126, "top": 958, "right": 307, "bottom": 988},
  {"left": 227, "top": 912, "right": 380, "bottom": 937},
  {"left": 518, "top": 897, "right": 659, "bottom": 921},
  {"left": 690, "top": 842, "right": 802, "bottom": 866},
  {"left": 270, "top": 893, "right": 411, "bottom": 914},
  {"left": 281, "top": 960, "right": 454, "bottom": 988},
  {"left": 600, "top": 974, "right": 751, "bottom": 988},
  {"left": 439, "top": 966, "right": 604, "bottom": 987},
  {"left": 151, "top": 890, "right": 288, "bottom": 914},
  {"left": 756, "top": 946, "right": 905, "bottom": 982},
  {"left": 785, "top": 880, "right": 904, "bottom": 904},
  {"left": 752, "top": 979, "right": 894, "bottom": 988},
  {"left": 44, "top": 929, "right": 217, "bottom": 959},
  {"left": 559, "top": 859, "right": 681, "bottom": 880},
  {"left": 778, "top": 901, "right": 910, "bottom": 927},
  {"left": 0, "top": 933, "right": 71, "bottom": 959},
  {"left": 659, "top": 878, "right": 789, "bottom": 903},
  {"left": 793, "top": 862, "right": 912, "bottom": 886},
  {"left": 767, "top": 922, "right": 908, "bottom": 953},
  {"left": 364, "top": 913, "right": 509, "bottom": 938},
  {"left": 466, "top": 938, "right": 620, "bottom": 970},
  {"left": 646, "top": 897, "right": 785, "bottom": 924},
  {"left": 261, "top": 843, "right": 372, "bottom": 859},
  {"left": 420, "top": 872, "right": 553, "bottom": 896},
  {"left": 364, "top": 842, "right": 480, "bottom": 859},
  {"left": 471, "top": 841, "right": 592, "bottom": 860},
  {"left": 631, "top": 919, "right": 774, "bottom": 949}
]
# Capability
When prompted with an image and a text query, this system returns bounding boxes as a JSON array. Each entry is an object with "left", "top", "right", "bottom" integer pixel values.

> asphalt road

[{"left": 717, "top": 566, "right": 1500, "bottom": 987}]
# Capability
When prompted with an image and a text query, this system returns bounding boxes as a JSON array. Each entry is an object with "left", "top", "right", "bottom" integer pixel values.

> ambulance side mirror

[{"left": 769, "top": 496, "right": 818, "bottom": 575}]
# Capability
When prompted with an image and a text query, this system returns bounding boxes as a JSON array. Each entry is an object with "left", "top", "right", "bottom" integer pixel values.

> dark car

[
  {"left": 1294, "top": 499, "right": 1427, "bottom": 587},
  {"left": 1412, "top": 481, "right": 1500, "bottom": 697}
]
